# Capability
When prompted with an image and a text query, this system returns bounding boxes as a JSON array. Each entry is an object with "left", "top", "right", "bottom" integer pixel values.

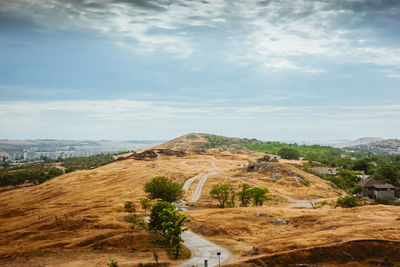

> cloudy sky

[{"left": 0, "top": 0, "right": 399, "bottom": 140}]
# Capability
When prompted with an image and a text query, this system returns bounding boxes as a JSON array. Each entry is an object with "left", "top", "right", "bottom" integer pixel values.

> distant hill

[
  {"left": 331, "top": 137, "right": 384, "bottom": 148},
  {"left": 342, "top": 138, "right": 400, "bottom": 153}
]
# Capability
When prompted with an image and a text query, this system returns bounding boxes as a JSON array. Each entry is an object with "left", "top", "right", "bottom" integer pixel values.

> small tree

[
  {"left": 149, "top": 201, "right": 174, "bottom": 233},
  {"left": 160, "top": 206, "right": 187, "bottom": 259},
  {"left": 209, "top": 184, "right": 231, "bottom": 208},
  {"left": 250, "top": 187, "right": 270, "bottom": 206},
  {"left": 145, "top": 176, "right": 185, "bottom": 203},
  {"left": 238, "top": 183, "right": 252, "bottom": 207},
  {"left": 124, "top": 201, "right": 136, "bottom": 214},
  {"left": 140, "top": 198, "right": 152, "bottom": 216},
  {"left": 148, "top": 201, "right": 187, "bottom": 259},
  {"left": 227, "top": 185, "right": 237, "bottom": 208}
]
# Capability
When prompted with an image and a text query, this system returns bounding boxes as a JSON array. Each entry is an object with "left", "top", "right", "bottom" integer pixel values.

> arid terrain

[{"left": 0, "top": 134, "right": 399, "bottom": 266}]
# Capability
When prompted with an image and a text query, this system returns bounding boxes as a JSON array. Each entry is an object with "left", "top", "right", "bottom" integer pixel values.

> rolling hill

[{"left": 0, "top": 133, "right": 399, "bottom": 266}]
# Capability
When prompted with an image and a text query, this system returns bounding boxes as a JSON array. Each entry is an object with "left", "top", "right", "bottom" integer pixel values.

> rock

[
  {"left": 252, "top": 246, "right": 259, "bottom": 255},
  {"left": 272, "top": 174, "right": 282, "bottom": 180},
  {"left": 272, "top": 167, "right": 280, "bottom": 173},
  {"left": 255, "top": 213, "right": 267, "bottom": 217},
  {"left": 396, "top": 217, "right": 400, "bottom": 220},
  {"left": 272, "top": 218, "right": 289, "bottom": 224},
  {"left": 294, "top": 176, "right": 303, "bottom": 183},
  {"left": 332, "top": 226, "right": 337, "bottom": 230}
]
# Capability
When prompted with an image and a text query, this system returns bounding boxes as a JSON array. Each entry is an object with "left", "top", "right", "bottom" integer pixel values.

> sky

[{"left": 0, "top": 0, "right": 399, "bottom": 141}]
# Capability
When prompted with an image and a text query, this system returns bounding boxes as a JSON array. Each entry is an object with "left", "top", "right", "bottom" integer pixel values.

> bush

[
  {"left": 336, "top": 195, "right": 359, "bottom": 208},
  {"left": 351, "top": 185, "right": 363, "bottom": 194},
  {"left": 278, "top": 148, "right": 300, "bottom": 160},
  {"left": 107, "top": 260, "right": 119, "bottom": 267}
]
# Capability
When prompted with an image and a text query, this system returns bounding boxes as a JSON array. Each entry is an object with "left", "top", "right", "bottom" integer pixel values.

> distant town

[{"left": 0, "top": 139, "right": 164, "bottom": 164}]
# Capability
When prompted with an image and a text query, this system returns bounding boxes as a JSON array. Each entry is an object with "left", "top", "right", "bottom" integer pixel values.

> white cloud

[{"left": 2, "top": 0, "right": 400, "bottom": 74}]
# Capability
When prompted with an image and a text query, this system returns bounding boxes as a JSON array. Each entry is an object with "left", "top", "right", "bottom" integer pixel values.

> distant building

[
  {"left": 358, "top": 178, "right": 395, "bottom": 200},
  {"left": 356, "top": 174, "right": 370, "bottom": 180}
]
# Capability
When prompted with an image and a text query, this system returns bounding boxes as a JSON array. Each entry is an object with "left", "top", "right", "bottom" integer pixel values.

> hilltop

[
  {"left": 154, "top": 133, "right": 243, "bottom": 150},
  {"left": 0, "top": 133, "right": 399, "bottom": 266}
]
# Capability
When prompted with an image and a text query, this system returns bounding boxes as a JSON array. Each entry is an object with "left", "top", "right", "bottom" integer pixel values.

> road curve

[
  {"left": 177, "top": 159, "right": 232, "bottom": 266},
  {"left": 270, "top": 189, "right": 338, "bottom": 208},
  {"left": 190, "top": 170, "right": 216, "bottom": 202},
  {"left": 177, "top": 230, "right": 232, "bottom": 267}
]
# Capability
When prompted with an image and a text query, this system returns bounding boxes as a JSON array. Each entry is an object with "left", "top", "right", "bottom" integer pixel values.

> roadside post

[
  {"left": 204, "top": 259, "right": 208, "bottom": 267},
  {"left": 217, "top": 251, "right": 221, "bottom": 267}
]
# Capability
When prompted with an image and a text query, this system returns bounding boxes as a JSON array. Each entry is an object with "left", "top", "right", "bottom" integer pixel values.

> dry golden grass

[
  {"left": 0, "top": 145, "right": 398, "bottom": 266},
  {"left": 186, "top": 205, "right": 400, "bottom": 263}
]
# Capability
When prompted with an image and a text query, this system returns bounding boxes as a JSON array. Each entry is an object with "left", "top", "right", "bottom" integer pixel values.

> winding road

[
  {"left": 176, "top": 159, "right": 339, "bottom": 266},
  {"left": 177, "top": 159, "right": 233, "bottom": 267}
]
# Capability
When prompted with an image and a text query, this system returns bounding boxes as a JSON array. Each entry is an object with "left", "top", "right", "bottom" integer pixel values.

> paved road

[
  {"left": 177, "top": 159, "right": 232, "bottom": 266},
  {"left": 177, "top": 230, "right": 232, "bottom": 267}
]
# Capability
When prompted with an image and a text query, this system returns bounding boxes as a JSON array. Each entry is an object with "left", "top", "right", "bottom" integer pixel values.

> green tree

[
  {"left": 160, "top": 206, "right": 187, "bottom": 259},
  {"left": 227, "top": 185, "right": 237, "bottom": 207},
  {"left": 144, "top": 176, "right": 185, "bottom": 203},
  {"left": 250, "top": 187, "right": 270, "bottom": 206},
  {"left": 352, "top": 158, "right": 371, "bottom": 173},
  {"left": 338, "top": 169, "right": 361, "bottom": 188},
  {"left": 237, "top": 183, "right": 252, "bottom": 207},
  {"left": 351, "top": 185, "right": 363, "bottom": 195},
  {"left": 149, "top": 201, "right": 174, "bottom": 233},
  {"left": 374, "top": 163, "right": 400, "bottom": 186},
  {"left": 209, "top": 184, "right": 231, "bottom": 208},
  {"left": 278, "top": 148, "right": 300, "bottom": 160},
  {"left": 140, "top": 198, "right": 152, "bottom": 216}
]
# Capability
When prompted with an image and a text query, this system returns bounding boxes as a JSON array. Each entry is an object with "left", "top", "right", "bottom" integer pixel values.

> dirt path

[
  {"left": 270, "top": 189, "right": 339, "bottom": 208},
  {"left": 182, "top": 159, "right": 217, "bottom": 202}
]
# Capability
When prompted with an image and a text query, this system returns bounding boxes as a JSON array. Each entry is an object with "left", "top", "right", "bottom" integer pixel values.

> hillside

[{"left": 0, "top": 134, "right": 399, "bottom": 266}]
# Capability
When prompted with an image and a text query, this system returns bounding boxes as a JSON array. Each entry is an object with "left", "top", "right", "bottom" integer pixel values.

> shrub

[
  {"left": 351, "top": 185, "right": 363, "bottom": 194},
  {"left": 336, "top": 195, "right": 359, "bottom": 208},
  {"left": 278, "top": 148, "right": 300, "bottom": 160},
  {"left": 107, "top": 260, "right": 119, "bottom": 267}
]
